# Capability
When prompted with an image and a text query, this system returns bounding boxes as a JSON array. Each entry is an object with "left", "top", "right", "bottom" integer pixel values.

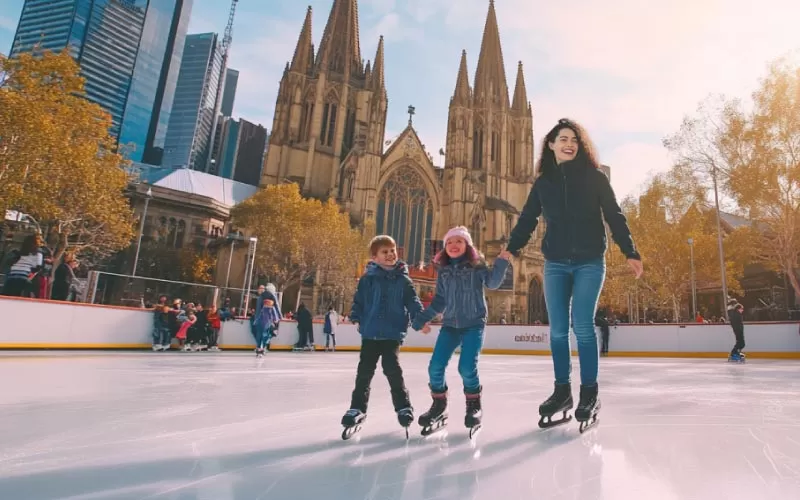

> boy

[
  {"left": 341, "top": 235, "right": 424, "bottom": 437},
  {"left": 727, "top": 297, "right": 746, "bottom": 362}
]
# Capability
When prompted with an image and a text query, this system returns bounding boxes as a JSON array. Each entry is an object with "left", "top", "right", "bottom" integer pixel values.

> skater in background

[
  {"left": 340, "top": 235, "right": 424, "bottom": 439},
  {"left": 505, "top": 118, "right": 643, "bottom": 432},
  {"left": 152, "top": 304, "right": 171, "bottom": 351},
  {"left": 727, "top": 297, "right": 746, "bottom": 361},
  {"left": 324, "top": 305, "right": 338, "bottom": 351},
  {"left": 175, "top": 311, "right": 196, "bottom": 351},
  {"left": 595, "top": 308, "right": 610, "bottom": 356},
  {"left": 294, "top": 303, "right": 313, "bottom": 350},
  {"left": 253, "top": 296, "right": 280, "bottom": 357},
  {"left": 1, "top": 233, "right": 44, "bottom": 297},
  {"left": 411, "top": 226, "right": 510, "bottom": 437},
  {"left": 207, "top": 305, "right": 222, "bottom": 351}
]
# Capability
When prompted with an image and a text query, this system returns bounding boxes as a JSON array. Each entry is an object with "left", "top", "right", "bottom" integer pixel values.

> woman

[
  {"left": 505, "top": 118, "right": 643, "bottom": 433},
  {"left": 1, "top": 234, "right": 44, "bottom": 297},
  {"left": 51, "top": 253, "right": 79, "bottom": 301}
]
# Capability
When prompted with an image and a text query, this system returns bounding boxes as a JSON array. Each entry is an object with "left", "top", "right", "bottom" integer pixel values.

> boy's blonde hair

[{"left": 369, "top": 234, "right": 396, "bottom": 257}]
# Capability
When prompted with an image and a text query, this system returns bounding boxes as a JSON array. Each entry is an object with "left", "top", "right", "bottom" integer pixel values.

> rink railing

[{"left": 0, "top": 296, "right": 799, "bottom": 358}]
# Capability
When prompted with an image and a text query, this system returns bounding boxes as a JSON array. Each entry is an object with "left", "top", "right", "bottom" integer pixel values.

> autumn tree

[
  {"left": 600, "top": 164, "right": 748, "bottom": 321},
  {"left": 664, "top": 55, "right": 800, "bottom": 301},
  {"left": 230, "top": 183, "right": 365, "bottom": 299},
  {"left": 0, "top": 49, "right": 134, "bottom": 264}
]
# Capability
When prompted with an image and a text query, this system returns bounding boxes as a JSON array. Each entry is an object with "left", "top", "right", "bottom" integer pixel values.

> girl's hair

[
  {"left": 19, "top": 234, "right": 41, "bottom": 255},
  {"left": 432, "top": 244, "right": 483, "bottom": 267},
  {"left": 536, "top": 118, "right": 601, "bottom": 177}
]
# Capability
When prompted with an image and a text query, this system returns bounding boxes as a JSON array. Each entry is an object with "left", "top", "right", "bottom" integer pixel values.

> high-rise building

[
  {"left": 161, "top": 32, "right": 224, "bottom": 170},
  {"left": 220, "top": 68, "right": 238, "bottom": 118},
  {"left": 10, "top": 0, "right": 192, "bottom": 162},
  {"left": 217, "top": 118, "right": 266, "bottom": 186}
]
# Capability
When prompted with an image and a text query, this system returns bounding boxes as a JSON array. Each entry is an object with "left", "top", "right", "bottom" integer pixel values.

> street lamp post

[
  {"left": 711, "top": 166, "right": 729, "bottom": 318},
  {"left": 688, "top": 237, "right": 697, "bottom": 320},
  {"left": 239, "top": 236, "right": 258, "bottom": 314},
  {"left": 131, "top": 187, "right": 152, "bottom": 277}
]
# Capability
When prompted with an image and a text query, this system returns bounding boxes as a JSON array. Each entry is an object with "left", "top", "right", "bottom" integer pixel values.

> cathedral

[{"left": 262, "top": 0, "right": 547, "bottom": 324}]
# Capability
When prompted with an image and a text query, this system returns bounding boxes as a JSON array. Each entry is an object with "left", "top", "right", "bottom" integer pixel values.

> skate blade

[
  {"left": 341, "top": 424, "right": 362, "bottom": 440},
  {"left": 420, "top": 419, "right": 448, "bottom": 438},
  {"left": 469, "top": 425, "right": 482, "bottom": 440},
  {"left": 538, "top": 412, "right": 572, "bottom": 429},
  {"left": 578, "top": 416, "right": 599, "bottom": 434}
]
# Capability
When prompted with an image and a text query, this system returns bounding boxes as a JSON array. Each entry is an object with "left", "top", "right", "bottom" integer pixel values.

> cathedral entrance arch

[
  {"left": 528, "top": 277, "right": 547, "bottom": 324},
  {"left": 376, "top": 166, "right": 434, "bottom": 266}
]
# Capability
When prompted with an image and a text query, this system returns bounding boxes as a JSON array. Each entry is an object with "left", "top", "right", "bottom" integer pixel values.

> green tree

[
  {"left": 0, "top": 49, "right": 134, "bottom": 263},
  {"left": 664, "top": 55, "right": 800, "bottom": 301}
]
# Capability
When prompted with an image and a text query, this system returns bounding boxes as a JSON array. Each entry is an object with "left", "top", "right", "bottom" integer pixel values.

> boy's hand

[
  {"left": 422, "top": 323, "right": 431, "bottom": 334},
  {"left": 498, "top": 249, "right": 512, "bottom": 260}
]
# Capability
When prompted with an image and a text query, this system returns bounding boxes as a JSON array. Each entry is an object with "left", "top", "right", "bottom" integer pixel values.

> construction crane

[{"left": 204, "top": 0, "right": 239, "bottom": 173}]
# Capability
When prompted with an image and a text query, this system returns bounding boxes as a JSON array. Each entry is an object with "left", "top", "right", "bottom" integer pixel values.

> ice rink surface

[{"left": 0, "top": 350, "right": 799, "bottom": 500}]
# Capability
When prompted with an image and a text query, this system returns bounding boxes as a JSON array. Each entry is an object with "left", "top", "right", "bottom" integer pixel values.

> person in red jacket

[{"left": 207, "top": 305, "right": 222, "bottom": 352}]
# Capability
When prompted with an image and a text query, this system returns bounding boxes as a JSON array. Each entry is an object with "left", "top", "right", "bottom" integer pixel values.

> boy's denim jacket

[
  {"left": 350, "top": 260, "right": 423, "bottom": 342},
  {"left": 412, "top": 257, "right": 509, "bottom": 330}
]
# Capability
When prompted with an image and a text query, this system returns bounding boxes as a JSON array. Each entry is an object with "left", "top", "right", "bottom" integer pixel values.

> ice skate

[
  {"left": 341, "top": 408, "right": 366, "bottom": 440},
  {"left": 538, "top": 382, "right": 573, "bottom": 429},
  {"left": 465, "top": 389, "right": 482, "bottom": 440},
  {"left": 419, "top": 389, "right": 448, "bottom": 437},
  {"left": 575, "top": 384, "right": 601, "bottom": 433},
  {"left": 396, "top": 407, "right": 414, "bottom": 439},
  {"left": 728, "top": 351, "right": 745, "bottom": 363}
]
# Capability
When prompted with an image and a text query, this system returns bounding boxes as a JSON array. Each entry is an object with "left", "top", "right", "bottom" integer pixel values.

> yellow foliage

[
  {"left": 231, "top": 183, "right": 365, "bottom": 291},
  {"left": 0, "top": 50, "right": 134, "bottom": 263}
]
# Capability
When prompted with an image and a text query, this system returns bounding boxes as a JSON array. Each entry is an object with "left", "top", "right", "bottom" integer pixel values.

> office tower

[
  {"left": 161, "top": 32, "right": 224, "bottom": 170},
  {"left": 10, "top": 0, "right": 192, "bottom": 162},
  {"left": 217, "top": 118, "right": 267, "bottom": 187},
  {"left": 220, "top": 68, "right": 238, "bottom": 118}
]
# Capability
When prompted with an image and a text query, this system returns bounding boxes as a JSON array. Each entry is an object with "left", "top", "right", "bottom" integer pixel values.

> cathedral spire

[
  {"left": 511, "top": 61, "right": 529, "bottom": 113},
  {"left": 290, "top": 6, "right": 314, "bottom": 73},
  {"left": 315, "top": 0, "right": 362, "bottom": 77},
  {"left": 473, "top": 0, "right": 509, "bottom": 106},
  {"left": 452, "top": 50, "right": 471, "bottom": 106},
  {"left": 372, "top": 35, "right": 385, "bottom": 93}
]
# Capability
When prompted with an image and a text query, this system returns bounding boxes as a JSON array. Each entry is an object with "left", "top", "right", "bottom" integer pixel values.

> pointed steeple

[
  {"left": 372, "top": 35, "right": 385, "bottom": 92},
  {"left": 452, "top": 49, "right": 471, "bottom": 106},
  {"left": 290, "top": 6, "right": 314, "bottom": 73},
  {"left": 316, "top": 0, "right": 362, "bottom": 77},
  {"left": 511, "top": 61, "right": 528, "bottom": 112},
  {"left": 473, "top": 0, "right": 509, "bottom": 106}
]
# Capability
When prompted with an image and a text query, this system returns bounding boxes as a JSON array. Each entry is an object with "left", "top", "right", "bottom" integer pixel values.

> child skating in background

[
  {"left": 253, "top": 297, "right": 280, "bottom": 357},
  {"left": 207, "top": 305, "right": 222, "bottom": 351},
  {"left": 175, "top": 311, "right": 196, "bottom": 351},
  {"left": 152, "top": 304, "right": 171, "bottom": 351},
  {"left": 340, "top": 235, "right": 424, "bottom": 439},
  {"left": 727, "top": 298, "right": 746, "bottom": 362},
  {"left": 324, "top": 305, "right": 338, "bottom": 352},
  {"left": 411, "top": 226, "right": 510, "bottom": 437}
]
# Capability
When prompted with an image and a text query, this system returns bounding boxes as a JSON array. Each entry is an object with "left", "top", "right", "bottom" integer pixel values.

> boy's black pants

[
  {"left": 730, "top": 324, "right": 745, "bottom": 354},
  {"left": 350, "top": 339, "right": 410, "bottom": 413}
]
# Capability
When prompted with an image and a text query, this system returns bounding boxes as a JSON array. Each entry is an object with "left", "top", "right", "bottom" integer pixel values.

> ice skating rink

[{"left": 0, "top": 351, "right": 798, "bottom": 500}]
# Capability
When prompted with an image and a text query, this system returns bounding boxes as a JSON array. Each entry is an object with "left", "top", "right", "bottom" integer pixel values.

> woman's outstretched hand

[
  {"left": 627, "top": 258, "right": 644, "bottom": 279},
  {"left": 498, "top": 249, "right": 513, "bottom": 260}
]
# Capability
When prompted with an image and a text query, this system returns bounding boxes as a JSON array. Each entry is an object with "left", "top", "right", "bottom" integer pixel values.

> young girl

[
  {"left": 176, "top": 311, "right": 196, "bottom": 352},
  {"left": 505, "top": 118, "right": 642, "bottom": 433},
  {"left": 411, "top": 226, "right": 510, "bottom": 437},
  {"left": 207, "top": 305, "right": 222, "bottom": 352},
  {"left": 253, "top": 297, "right": 280, "bottom": 357}
]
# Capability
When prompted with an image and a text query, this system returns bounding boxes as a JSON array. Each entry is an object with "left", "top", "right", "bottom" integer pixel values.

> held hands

[
  {"left": 421, "top": 323, "right": 431, "bottom": 334},
  {"left": 627, "top": 258, "right": 644, "bottom": 279},
  {"left": 498, "top": 249, "right": 513, "bottom": 261}
]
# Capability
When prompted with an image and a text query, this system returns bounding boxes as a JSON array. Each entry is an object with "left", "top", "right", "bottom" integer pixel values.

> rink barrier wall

[{"left": 0, "top": 296, "right": 799, "bottom": 358}]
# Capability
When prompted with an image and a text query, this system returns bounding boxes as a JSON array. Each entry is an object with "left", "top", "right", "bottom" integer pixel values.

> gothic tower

[
  {"left": 260, "top": 1, "right": 387, "bottom": 202},
  {"left": 441, "top": 0, "right": 544, "bottom": 323}
]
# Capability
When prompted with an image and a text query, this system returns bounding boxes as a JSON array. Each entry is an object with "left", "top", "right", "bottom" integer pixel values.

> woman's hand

[
  {"left": 627, "top": 258, "right": 644, "bottom": 278},
  {"left": 498, "top": 250, "right": 513, "bottom": 260},
  {"left": 422, "top": 323, "right": 431, "bottom": 334}
]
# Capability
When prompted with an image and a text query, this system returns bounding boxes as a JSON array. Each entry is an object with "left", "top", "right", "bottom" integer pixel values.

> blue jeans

[
  {"left": 428, "top": 325, "right": 484, "bottom": 393},
  {"left": 544, "top": 257, "right": 606, "bottom": 386},
  {"left": 153, "top": 327, "right": 170, "bottom": 346},
  {"left": 256, "top": 326, "right": 274, "bottom": 350}
]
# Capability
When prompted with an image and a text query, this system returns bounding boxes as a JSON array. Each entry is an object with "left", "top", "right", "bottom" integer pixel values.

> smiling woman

[{"left": 504, "top": 117, "right": 643, "bottom": 433}]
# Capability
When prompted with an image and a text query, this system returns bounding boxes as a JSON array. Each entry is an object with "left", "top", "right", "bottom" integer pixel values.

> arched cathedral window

[{"left": 376, "top": 167, "right": 434, "bottom": 266}]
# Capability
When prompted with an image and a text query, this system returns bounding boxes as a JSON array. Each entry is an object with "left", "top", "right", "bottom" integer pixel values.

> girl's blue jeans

[
  {"left": 428, "top": 325, "right": 484, "bottom": 394},
  {"left": 256, "top": 326, "right": 274, "bottom": 350},
  {"left": 544, "top": 257, "right": 606, "bottom": 386}
]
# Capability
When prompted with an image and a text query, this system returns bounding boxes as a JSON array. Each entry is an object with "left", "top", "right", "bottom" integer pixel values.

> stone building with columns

[{"left": 261, "top": 0, "right": 546, "bottom": 322}]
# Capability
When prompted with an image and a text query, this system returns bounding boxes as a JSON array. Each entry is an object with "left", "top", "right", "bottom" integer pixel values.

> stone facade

[{"left": 261, "top": 0, "right": 545, "bottom": 323}]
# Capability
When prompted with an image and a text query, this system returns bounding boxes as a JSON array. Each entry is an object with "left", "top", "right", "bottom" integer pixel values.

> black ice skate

[
  {"left": 341, "top": 408, "right": 366, "bottom": 440},
  {"left": 575, "top": 384, "right": 601, "bottom": 433},
  {"left": 418, "top": 388, "right": 448, "bottom": 436},
  {"left": 396, "top": 407, "right": 414, "bottom": 439},
  {"left": 538, "top": 382, "right": 573, "bottom": 429},
  {"left": 465, "top": 388, "right": 482, "bottom": 439}
]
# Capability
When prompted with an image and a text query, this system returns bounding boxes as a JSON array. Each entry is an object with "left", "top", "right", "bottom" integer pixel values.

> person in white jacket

[{"left": 324, "top": 305, "right": 339, "bottom": 352}]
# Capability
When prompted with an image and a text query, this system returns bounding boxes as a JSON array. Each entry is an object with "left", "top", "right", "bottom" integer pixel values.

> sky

[{"left": 1, "top": 0, "right": 799, "bottom": 200}]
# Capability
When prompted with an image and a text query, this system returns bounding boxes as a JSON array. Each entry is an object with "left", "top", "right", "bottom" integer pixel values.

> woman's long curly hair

[{"left": 536, "top": 118, "right": 601, "bottom": 177}]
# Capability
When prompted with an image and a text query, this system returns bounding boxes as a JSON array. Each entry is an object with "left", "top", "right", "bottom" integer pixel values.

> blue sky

[{"left": 2, "top": 0, "right": 799, "bottom": 199}]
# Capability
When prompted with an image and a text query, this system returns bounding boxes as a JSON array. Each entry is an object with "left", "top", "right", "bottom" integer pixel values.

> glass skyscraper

[
  {"left": 10, "top": 0, "right": 192, "bottom": 163},
  {"left": 220, "top": 68, "right": 238, "bottom": 118},
  {"left": 161, "top": 33, "right": 224, "bottom": 171}
]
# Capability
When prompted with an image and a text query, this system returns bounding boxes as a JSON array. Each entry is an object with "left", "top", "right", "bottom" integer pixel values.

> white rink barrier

[{"left": 0, "top": 296, "right": 799, "bottom": 359}]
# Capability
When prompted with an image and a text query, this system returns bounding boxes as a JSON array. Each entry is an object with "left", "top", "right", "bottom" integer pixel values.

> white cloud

[{"left": 0, "top": 15, "right": 16, "bottom": 32}]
